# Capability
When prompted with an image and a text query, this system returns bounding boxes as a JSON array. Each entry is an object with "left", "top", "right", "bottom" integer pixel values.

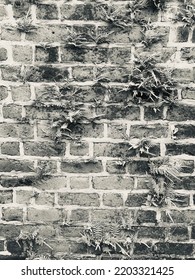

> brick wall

[{"left": 0, "top": 0, "right": 195, "bottom": 259}]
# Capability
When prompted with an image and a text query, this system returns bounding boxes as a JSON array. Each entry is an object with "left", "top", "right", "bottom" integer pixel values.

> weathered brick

[
  {"left": 0, "top": 190, "right": 13, "bottom": 204},
  {"left": 155, "top": 242, "right": 193, "bottom": 255},
  {"left": 35, "top": 192, "right": 55, "bottom": 206},
  {"left": 0, "top": 123, "right": 18, "bottom": 138},
  {"left": 58, "top": 193, "right": 100, "bottom": 207},
  {"left": 0, "top": 86, "right": 8, "bottom": 101},
  {"left": 105, "top": 105, "right": 140, "bottom": 120},
  {"left": 11, "top": 1, "right": 30, "bottom": 18},
  {"left": 125, "top": 193, "right": 148, "bottom": 207},
  {"left": 166, "top": 143, "right": 195, "bottom": 156},
  {"left": 181, "top": 47, "right": 195, "bottom": 63},
  {"left": 97, "top": 66, "right": 131, "bottom": 83},
  {"left": 182, "top": 87, "right": 195, "bottom": 99},
  {"left": 35, "top": 176, "right": 67, "bottom": 191},
  {"left": 0, "top": 48, "right": 7, "bottom": 61},
  {"left": 35, "top": 46, "right": 59, "bottom": 63},
  {"left": 168, "top": 226, "right": 189, "bottom": 241},
  {"left": 27, "top": 208, "right": 62, "bottom": 223},
  {"left": 3, "top": 104, "right": 22, "bottom": 119},
  {"left": 0, "top": 65, "right": 22, "bottom": 82},
  {"left": 61, "top": 46, "right": 108, "bottom": 64},
  {"left": 166, "top": 104, "right": 195, "bottom": 121},
  {"left": 107, "top": 124, "right": 127, "bottom": 139},
  {"left": 128, "top": 160, "right": 149, "bottom": 174},
  {"left": 58, "top": 225, "right": 83, "bottom": 238},
  {"left": 191, "top": 225, "right": 195, "bottom": 239},
  {"left": 108, "top": 47, "right": 131, "bottom": 65},
  {"left": 70, "top": 209, "right": 89, "bottom": 223},
  {"left": 161, "top": 210, "right": 195, "bottom": 223},
  {"left": 2, "top": 207, "right": 23, "bottom": 222},
  {"left": 70, "top": 177, "right": 89, "bottom": 189},
  {"left": 144, "top": 105, "right": 164, "bottom": 120},
  {"left": 18, "top": 124, "right": 34, "bottom": 140},
  {"left": 94, "top": 142, "right": 135, "bottom": 158},
  {"left": 137, "top": 177, "right": 156, "bottom": 189},
  {"left": 1, "top": 26, "right": 21, "bottom": 41},
  {"left": 16, "top": 190, "right": 34, "bottom": 204},
  {"left": 174, "top": 124, "right": 195, "bottom": 139},
  {"left": 133, "top": 242, "right": 151, "bottom": 255},
  {"left": 81, "top": 123, "right": 104, "bottom": 138},
  {"left": 25, "top": 24, "right": 71, "bottom": 43},
  {"left": 10, "top": 84, "right": 31, "bottom": 102},
  {"left": 60, "top": 3, "right": 97, "bottom": 20},
  {"left": 172, "top": 68, "right": 192, "bottom": 82},
  {"left": 106, "top": 160, "right": 126, "bottom": 174},
  {"left": 136, "top": 210, "right": 157, "bottom": 224},
  {"left": 0, "top": 239, "right": 4, "bottom": 251},
  {"left": 137, "top": 226, "right": 166, "bottom": 239},
  {"left": 1, "top": 142, "right": 20, "bottom": 156},
  {"left": 91, "top": 209, "right": 134, "bottom": 224},
  {"left": 130, "top": 124, "right": 168, "bottom": 138},
  {"left": 61, "top": 160, "right": 103, "bottom": 173},
  {"left": 103, "top": 193, "right": 123, "bottom": 207},
  {"left": 0, "top": 4, "right": 6, "bottom": 19},
  {"left": 12, "top": 45, "right": 33, "bottom": 63},
  {"left": 0, "top": 224, "right": 20, "bottom": 240},
  {"left": 0, "top": 159, "right": 34, "bottom": 172},
  {"left": 72, "top": 66, "right": 94, "bottom": 82},
  {"left": 36, "top": 3, "right": 58, "bottom": 20},
  {"left": 24, "top": 65, "right": 69, "bottom": 82},
  {"left": 92, "top": 176, "right": 134, "bottom": 190},
  {"left": 23, "top": 141, "right": 66, "bottom": 157},
  {"left": 174, "top": 177, "right": 195, "bottom": 190},
  {"left": 177, "top": 26, "right": 190, "bottom": 42},
  {"left": 70, "top": 142, "right": 89, "bottom": 156}
]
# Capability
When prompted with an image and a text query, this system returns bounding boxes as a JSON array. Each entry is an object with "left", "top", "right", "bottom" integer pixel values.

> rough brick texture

[{"left": 0, "top": 0, "right": 195, "bottom": 260}]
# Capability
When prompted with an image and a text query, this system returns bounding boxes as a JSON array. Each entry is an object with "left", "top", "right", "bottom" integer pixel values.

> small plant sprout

[{"left": 129, "top": 138, "right": 156, "bottom": 157}]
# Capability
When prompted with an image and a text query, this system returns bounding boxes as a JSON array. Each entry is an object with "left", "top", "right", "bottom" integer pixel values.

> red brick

[
  {"left": 58, "top": 193, "right": 100, "bottom": 207},
  {"left": 0, "top": 190, "right": 13, "bottom": 204},
  {"left": 92, "top": 176, "right": 134, "bottom": 190},
  {"left": 61, "top": 160, "right": 103, "bottom": 173},
  {"left": 1, "top": 142, "right": 20, "bottom": 156},
  {"left": 103, "top": 193, "right": 123, "bottom": 207},
  {"left": 2, "top": 207, "right": 23, "bottom": 222},
  {"left": 23, "top": 141, "right": 66, "bottom": 157}
]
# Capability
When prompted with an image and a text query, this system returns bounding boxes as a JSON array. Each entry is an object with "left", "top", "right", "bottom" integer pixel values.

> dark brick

[
  {"left": 166, "top": 143, "right": 195, "bottom": 156},
  {"left": 92, "top": 176, "right": 134, "bottom": 190},
  {"left": 91, "top": 209, "right": 135, "bottom": 224},
  {"left": 61, "top": 3, "right": 96, "bottom": 20},
  {"left": 167, "top": 104, "right": 195, "bottom": 121},
  {"left": 25, "top": 66, "right": 69, "bottom": 82},
  {"left": 134, "top": 242, "right": 151, "bottom": 255},
  {"left": 1, "top": 142, "right": 20, "bottom": 156},
  {"left": 191, "top": 225, "right": 195, "bottom": 239},
  {"left": 137, "top": 226, "right": 166, "bottom": 239},
  {"left": 105, "top": 105, "right": 140, "bottom": 121},
  {"left": 58, "top": 193, "right": 100, "bottom": 207},
  {"left": 61, "top": 160, "right": 103, "bottom": 173},
  {"left": 177, "top": 26, "right": 189, "bottom": 42},
  {"left": 128, "top": 160, "right": 150, "bottom": 174},
  {"left": 23, "top": 141, "right": 66, "bottom": 157},
  {"left": 136, "top": 210, "right": 157, "bottom": 224},
  {"left": 181, "top": 47, "right": 195, "bottom": 63},
  {"left": 36, "top": 4, "right": 58, "bottom": 20},
  {"left": 144, "top": 106, "right": 164, "bottom": 120},
  {"left": 108, "top": 47, "right": 131, "bottom": 65},
  {"left": 174, "top": 124, "right": 195, "bottom": 139},
  {"left": 173, "top": 177, "right": 195, "bottom": 190},
  {"left": 155, "top": 242, "right": 193, "bottom": 255},
  {"left": 107, "top": 124, "right": 127, "bottom": 139},
  {"left": 161, "top": 210, "right": 195, "bottom": 223},
  {"left": 125, "top": 193, "right": 148, "bottom": 207},
  {"left": 168, "top": 226, "right": 189, "bottom": 241}
]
